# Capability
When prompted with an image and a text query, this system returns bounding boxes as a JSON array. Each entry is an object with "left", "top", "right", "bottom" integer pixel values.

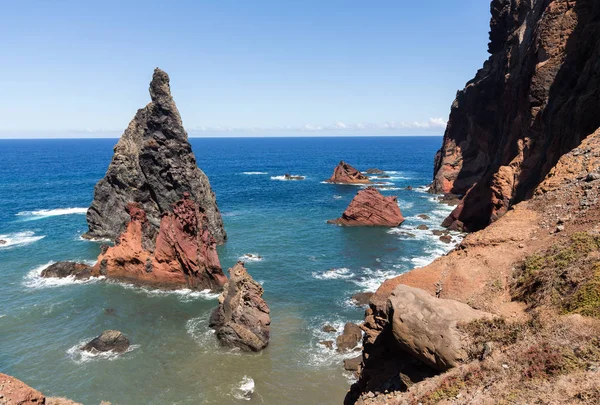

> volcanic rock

[
  {"left": 41, "top": 261, "right": 92, "bottom": 279},
  {"left": 388, "top": 285, "right": 492, "bottom": 371},
  {"left": 431, "top": 0, "right": 600, "bottom": 232},
  {"left": 366, "top": 168, "right": 385, "bottom": 175},
  {"left": 416, "top": 225, "right": 429, "bottom": 231},
  {"left": 0, "top": 239, "right": 6, "bottom": 245},
  {"left": 319, "top": 340, "right": 334, "bottom": 350},
  {"left": 90, "top": 195, "right": 227, "bottom": 290},
  {"left": 336, "top": 322, "right": 362, "bottom": 352},
  {"left": 417, "top": 214, "right": 430, "bottom": 220},
  {"left": 405, "top": 186, "right": 413, "bottom": 190},
  {"left": 83, "top": 68, "right": 226, "bottom": 244},
  {"left": 80, "top": 330, "right": 130, "bottom": 353},
  {"left": 344, "top": 355, "right": 363, "bottom": 372},
  {"left": 439, "top": 235, "right": 453, "bottom": 244},
  {"left": 351, "top": 292, "right": 374, "bottom": 307},
  {"left": 328, "top": 187, "right": 405, "bottom": 227},
  {"left": 326, "top": 161, "right": 371, "bottom": 184},
  {"left": 0, "top": 373, "right": 46, "bottom": 405},
  {"left": 323, "top": 325, "right": 337, "bottom": 333},
  {"left": 209, "top": 262, "right": 270, "bottom": 352},
  {"left": 284, "top": 174, "right": 305, "bottom": 180}
]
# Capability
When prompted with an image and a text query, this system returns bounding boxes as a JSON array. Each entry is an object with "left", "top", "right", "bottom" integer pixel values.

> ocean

[{"left": 0, "top": 136, "right": 460, "bottom": 404}]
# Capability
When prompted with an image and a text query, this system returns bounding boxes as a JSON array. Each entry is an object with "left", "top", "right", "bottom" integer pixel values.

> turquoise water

[{"left": 0, "top": 137, "right": 459, "bottom": 404}]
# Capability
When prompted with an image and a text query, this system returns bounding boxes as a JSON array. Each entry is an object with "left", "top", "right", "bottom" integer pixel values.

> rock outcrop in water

[
  {"left": 80, "top": 330, "right": 130, "bottom": 353},
  {"left": 328, "top": 187, "right": 405, "bottom": 227},
  {"left": 89, "top": 194, "right": 227, "bottom": 290},
  {"left": 431, "top": 0, "right": 600, "bottom": 232},
  {"left": 209, "top": 262, "right": 270, "bottom": 352},
  {"left": 83, "top": 68, "right": 226, "bottom": 244},
  {"left": 40, "top": 262, "right": 92, "bottom": 279},
  {"left": 326, "top": 161, "right": 371, "bottom": 184}
]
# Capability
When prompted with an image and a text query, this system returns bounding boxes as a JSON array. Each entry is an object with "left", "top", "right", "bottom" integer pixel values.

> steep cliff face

[
  {"left": 432, "top": 0, "right": 600, "bottom": 231},
  {"left": 84, "top": 68, "right": 226, "bottom": 244}
]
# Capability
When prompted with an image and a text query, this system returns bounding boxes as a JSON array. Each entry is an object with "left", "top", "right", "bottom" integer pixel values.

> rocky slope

[
  {"left": 345, "top": 128, "right": 600, "bottom": 404},
  {"left": 432, "top": 0, "right": 600, "bottom": 232},
  {"left": 328, "top": 187, "right": 405, "bottom": 227},
  {"left": 88, "top": 194, "right": 227, "bottom": 290},
  {"left": 326, "top": 161, "right": 371, "bottom": 184},
  {"left": 209, "top": 262, "right": 270, "bottom": 351},
  {"left": 0, "top": 373, "right": 85, "bottom": 405},
  {"left": 83, "top": 68, "right": 226, "bottom": 244}
]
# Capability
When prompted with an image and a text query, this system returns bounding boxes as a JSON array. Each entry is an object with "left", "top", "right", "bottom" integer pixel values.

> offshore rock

[
  {"left": 326, "top": 161, "right": 371, "bottom": 184},
  {"left": 336, "top": 322, "right": 363, "bottom": 352},
  {"left": 431, "top": 0, "right": 600, "bottom": 231},
  {"left": 41, "top": 261, "right": 92, "bottom": 280},
  {"left": 328, "top": 187, "right": 405, "bottom": 227},
  {"left": 80, "top": 330, "right": 130, "bottom": 353},
  {"left": 91, "top": 195, "right": 227, "bottom": 291},
  {"left": 209, "top": 262, "right": 270, "bottom": 352},
  {"left": 84, "top": 68, "right": 226, "bottom": 244}
]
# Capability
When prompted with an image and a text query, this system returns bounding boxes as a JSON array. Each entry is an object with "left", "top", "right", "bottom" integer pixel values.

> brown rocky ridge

[
  {"left": 326, "top": 161, "right": 371, "bottom": 184},
  {"left": 83, "top": 68, "right": 226, "bottom": 244},
  {"left": 0, "top": 373, "right": 85, "bottom": 405},
  {"left": 209, "top": 262, "right": 270, "bottom": 351},
  {"left": 86, "top": 193, "right": 227, "bottom": 290},
  {"left": 431, "top": 0, "right": 600, "bottom": 232},
  {"left": 345, "top": 116, "right": 600, "bottom": 404},
  {"left": 328, "top": 187, "right": 405, "bottom": 227}
]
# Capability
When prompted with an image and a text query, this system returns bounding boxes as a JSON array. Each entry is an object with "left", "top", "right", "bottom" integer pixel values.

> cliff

[
  {"left": 432, "top": 0, "right": 600, "bottom": 231},
  {"left": 84, "top": 68, "right": 226, "bottom": 244},
  {"left": 347, "top": 127, "right": 600, "bottom": 404}
]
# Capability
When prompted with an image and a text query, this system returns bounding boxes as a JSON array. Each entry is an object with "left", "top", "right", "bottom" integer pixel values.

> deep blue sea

[{"left": 0, "top": 137, "right": 459, "bottom": 404}]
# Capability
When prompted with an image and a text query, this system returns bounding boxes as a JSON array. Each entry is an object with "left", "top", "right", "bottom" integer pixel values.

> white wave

[
  {"left": 0, "top": 231, "right": 45, "bottom": 249},
  {"left": 16, "top": 207, "right": 87, "bottom": 220},
  {"left": 306, "top": 318, "right": 363, "bottom": 368},
  {"left": 312, "top": 267, "right": 354, "bottom": 280},
  {"left": 232, "top": 376, "right": 255, "bottom": 401},
  {"left": 0, "top": 314, "right": 5, "bottom": 319},
  {"left": 67, "top": 338, "right": 139, "bottom": 364},
  {"left": 320, "top": 181, "right": 366, "bottom": 187},
  {"left": 333, "top": 195, "right": 343, "bottom": 199},
  {"left": 241, "top": 171, "right": 268, "bottom": 175},
  {"left": 239, "top": 253, "right": 263, "bottom": 262},
  {"left": 351, "top": 268, "right": 399, "bottom": 292},
  {"left": 22, "top": 262, "right": 104, "bottom": 289},
  {"left": 271, "top": 174, "right": 306, "bottom": 181},
  {"left": 78, "top": 235, "right": 111, "bottom": 243},
  {"left": 109, "top": 280, "right": 220, "bottom": 302}
]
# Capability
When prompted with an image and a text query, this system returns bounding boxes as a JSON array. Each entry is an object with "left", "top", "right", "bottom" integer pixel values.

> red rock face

[
  {"left": 0, "top": 373, "right": 46, "bottom": 404},
  {"left": 91, "top": 195, "right": 227, "bottom": 290},
  {"left": 326, "top": 161, "right": 371, "bottom": 184},
  {"left": 329, "top": 187, "right": 405, "bottom": 227},
  {"left": 431, "top": 0, "right": 600, "bottom": 231}
]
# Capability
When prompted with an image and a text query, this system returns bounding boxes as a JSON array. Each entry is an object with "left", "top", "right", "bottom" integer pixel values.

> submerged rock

[
  {"left": 80, "top": 330, "right": 130, "bottom": 353},
  {"left": 0, "top": 239, "right": 6, "bottom": 245},
  {"left": 284, "top": 174, "right": 305, "bottom": 180},
  {"left": 328, "top": 187, "right": 405, "bottom": 227},
  {"left": 40, "top": 261, "right": 92, "bottom": 279},
  {"left": 83, "top": 68, "right": 226, "bottom": 245},
  {"left": 90, "top": 194, "right": 227, "bottom": 291},
  {"left": 416, "top": 224, "right": 429, "bottom": 230},
  {"left": 319, "top": 340, "right": 334, "bottom": 350},
  {"left": 326, "top": 161, "right": 371, "bottom": 184},
  {"left": 210, "top": 262, "right": 270, "bottom": 352},
  {"left": 336, "top": 322, "right": 362, "bottom": 352},
  {"left": 322, "top": 324, "right": 337, "bottom": 333},
  {"left": 417, "top": 214, "right": 430, "bottom": 220}
]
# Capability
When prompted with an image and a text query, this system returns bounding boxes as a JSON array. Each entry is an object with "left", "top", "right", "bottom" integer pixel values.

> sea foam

[
  {"left": 242, "top": 172, "right": 268, "bottom": 175},
  {"left": 232, "top": 376, "right": 255, "bottom": 401},
  {"left": 271, "top": 175, "right": 305, "bottom": 181},
  {"left": 16, "top": 207, "right": 87, "bottom": 220},
  {"left": 312, "top": 267, "right": 354, "bottom": 280},
  {"left": 22, "top": 262, "right": 104, "bottom": 289},
  {"left": 0, "top": 231, "right": 45, "bottom": 249},
  {"left": 66, "top": 338, "right": 139, "bottom": 364}
]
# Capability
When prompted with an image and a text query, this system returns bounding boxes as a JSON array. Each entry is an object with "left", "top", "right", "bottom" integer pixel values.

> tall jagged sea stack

[{"left": 84, "top": 68, "right": 226, "bottom": 244}]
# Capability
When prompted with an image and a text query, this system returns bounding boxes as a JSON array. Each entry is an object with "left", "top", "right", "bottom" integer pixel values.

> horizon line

[{"left": 0, "top": 133, "right": 444, "bottom": 140}]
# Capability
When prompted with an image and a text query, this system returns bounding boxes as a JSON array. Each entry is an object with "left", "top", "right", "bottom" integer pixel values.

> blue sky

[{"left": 0, "top": 1, "right": 491, "bottom": 137}]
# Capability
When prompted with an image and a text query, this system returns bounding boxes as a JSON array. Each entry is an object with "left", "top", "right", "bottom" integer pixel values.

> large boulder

[
  {"left": 83, "top": 68, "right": 226, "bottom": 244},
  {"left": 90, "top": 194, "right": 227, "bottom": 291},
  {"left": 209, "top": 262, "right": 270, "bottom": 351},
  {"left": 336, "top": 322, "right": 362, "bottom": 352},
  {"left": 326, "top": 161, "right": 371, "bottom": 184},
  {"left": 80, "top": 330, "right": 130, "bottom": 353},
  {"left": 388, "top": 284, "right": 492, "bottom": 371},
  {"left": 41, "top": 262, "right": 92, "bottom": 279},
  {"left": 328, "top": 187, "right": 405, "bottom": 227}
]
